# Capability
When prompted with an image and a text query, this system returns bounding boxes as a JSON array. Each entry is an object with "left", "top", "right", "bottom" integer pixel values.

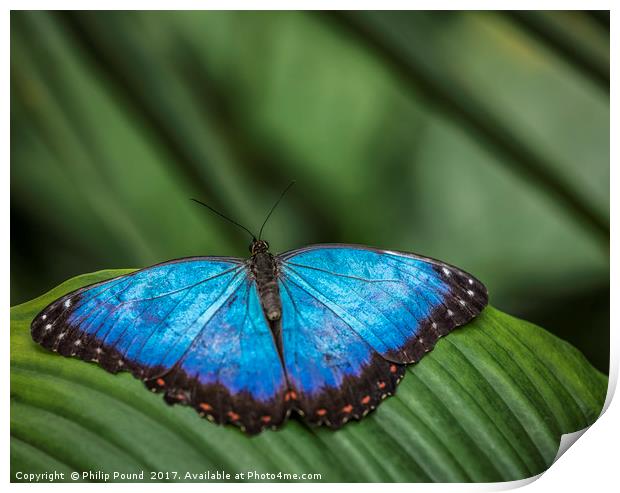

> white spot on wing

[
  {"left": 467, "top": 289, "right": 474, "bottom": 296},
  {"left": 64, "top": 299, "right": 71, "bottom": 308},
  {"left": 44, "top": 324, "right": 52, "bottom": 331},
  {"left": 42, "top": 314, "right": 47, "bottom": 320},
  {"left": 442, "top": 267, "right": 451, "bottom": 276},
  {"left": 468, "top": 279, "right": 474, "bottom": 285},
  {"left": 447, "top": 310, "right": 454, "bottom": 317}
]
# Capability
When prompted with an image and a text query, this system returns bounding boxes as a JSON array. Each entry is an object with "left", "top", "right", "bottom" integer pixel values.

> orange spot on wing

[
  {"left": 378, "top": 381, "right": 386, "bottom": 389},
  {"left": 390, "top": 364, "right": 398, "bottom": 373},
  {"left": 156, "top": 378, "right": 165, "bottom": 386},
  {"left": 342, "top": 404, "right": 353, "bottom": 413},
  {"left": 261, "top": 415, "right": 272, "bottom": 424},
  {"left": 316, "top": 408, "right": 327, "bottom": 416},
  {"left": 199, "top": 402, "right": 212, "bottom": 412},
  {"left": 285, "top": 391, "right": 297, "bottom": 401},
  {"left": 227, "top": 411, "right": 240, "bottom": 421},
  {"left": 361, "top": 395, "right": 371, "bottom": 405}
]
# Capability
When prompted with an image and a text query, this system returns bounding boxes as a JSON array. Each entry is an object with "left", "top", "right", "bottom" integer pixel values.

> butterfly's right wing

[
  {"left": 31, "top": 257, "right": 289, "bottom": 434},
  {"left": 275, "top": 244, "right": 487, "bottom": 428}
]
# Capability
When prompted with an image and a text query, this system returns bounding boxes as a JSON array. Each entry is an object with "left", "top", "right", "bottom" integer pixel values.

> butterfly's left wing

[
  {"left": 276, "top": 244, "right": 487, "bottom": 427},
  {"left": 31, "top": 257, "right": 289, "bottom": 434}
]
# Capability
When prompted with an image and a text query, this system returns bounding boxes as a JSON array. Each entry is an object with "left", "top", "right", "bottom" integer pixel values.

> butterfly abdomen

[{"left": 250, "top": 252, "right": 282, "bottom": 322}]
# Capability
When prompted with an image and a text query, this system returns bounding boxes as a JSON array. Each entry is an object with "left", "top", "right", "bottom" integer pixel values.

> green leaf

[{"left": 11, "top": 270, "right": 606, "bottom": 482}]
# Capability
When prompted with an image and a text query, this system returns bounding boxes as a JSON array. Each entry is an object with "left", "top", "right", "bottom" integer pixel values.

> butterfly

[{"left": 31, "top": 189, "right": 488, "bottom": 435}]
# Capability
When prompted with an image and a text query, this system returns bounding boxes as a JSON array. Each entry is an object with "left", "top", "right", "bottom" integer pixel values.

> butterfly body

[
  {"left": 249, "top": 240, "right": 282, "bottom": 322},
  {"left": 31, "top": 242, "right": 488, "bottom": 434}
]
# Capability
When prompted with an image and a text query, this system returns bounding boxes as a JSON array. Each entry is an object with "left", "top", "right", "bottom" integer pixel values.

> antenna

[
  {"left": 190, "top": 198, "right": 257, "bottom": 240},
  {"left": 258, "top": 181, "right": 296, "bottom": 240}
]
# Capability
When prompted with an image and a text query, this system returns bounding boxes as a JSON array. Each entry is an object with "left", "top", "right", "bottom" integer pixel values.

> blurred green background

[{"left": 11, "top": 11, "right": 609, "bottom": 372}]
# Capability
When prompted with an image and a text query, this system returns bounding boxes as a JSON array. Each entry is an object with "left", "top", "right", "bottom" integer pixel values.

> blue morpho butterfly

[{"left": 31, "top": 184, "right": 488, "bottom": 434}]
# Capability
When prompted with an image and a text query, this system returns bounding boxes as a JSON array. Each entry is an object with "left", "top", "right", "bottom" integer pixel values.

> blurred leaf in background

[{"left": 10, "top": 11, "right": 609, "bottom": 372}]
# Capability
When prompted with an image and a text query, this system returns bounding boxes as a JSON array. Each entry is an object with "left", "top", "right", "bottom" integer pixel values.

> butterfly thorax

[{"left": 250, "top": 245, "right": 282, "bottom": 322}]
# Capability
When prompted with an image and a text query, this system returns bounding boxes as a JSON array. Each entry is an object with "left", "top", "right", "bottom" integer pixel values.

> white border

[{"left": 4, "top": 2, "right": 615, "bottom": 491}]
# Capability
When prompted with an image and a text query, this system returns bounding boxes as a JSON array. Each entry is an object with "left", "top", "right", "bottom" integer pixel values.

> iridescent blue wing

[
  {"left": 276, "top": 244, "right": 488, "bottom": 427},
  {"left": 31, "top": 257, "right": 288, "bottom": 434}
]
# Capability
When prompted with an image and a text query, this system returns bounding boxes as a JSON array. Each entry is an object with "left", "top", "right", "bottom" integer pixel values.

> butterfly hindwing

[
  {"left": 278, "top": 277, "right": 406, "bottom": 427},
  {"left": 158, "top": 278, "right": 289, "bottom": 433},
  {"left": 31, "top": 257, "right": 288, "bottom": 434}
]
